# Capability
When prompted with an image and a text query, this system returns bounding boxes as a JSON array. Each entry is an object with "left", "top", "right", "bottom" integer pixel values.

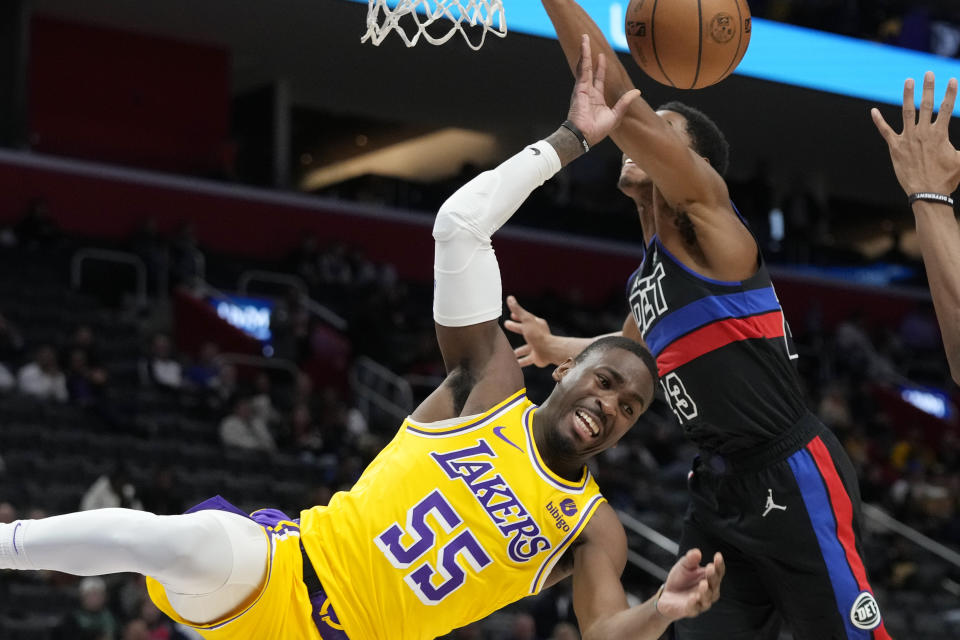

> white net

[{"left": 363, "top": 0, "right": 507, "bottom": 51}]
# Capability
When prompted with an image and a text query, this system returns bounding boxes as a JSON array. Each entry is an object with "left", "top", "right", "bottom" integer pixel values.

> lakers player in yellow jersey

[{"left": 0, "top": 37, "right": 723, "bottom": 639}]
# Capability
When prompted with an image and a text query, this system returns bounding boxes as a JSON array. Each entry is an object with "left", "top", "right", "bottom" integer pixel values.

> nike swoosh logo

[
  {"left": 528, "top": 146, "right": 541, "bottom": 156},
  {"left": 492, "top": 425, "right": 523, "bottom": 452}
]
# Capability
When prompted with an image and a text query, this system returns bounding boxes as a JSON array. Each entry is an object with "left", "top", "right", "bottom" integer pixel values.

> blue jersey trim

[
  {"left": 787, "top": 449, "right": 871, "bottom": 640},
  {"left": 644, "top": 287, "right": 782, "bottom": 356}
]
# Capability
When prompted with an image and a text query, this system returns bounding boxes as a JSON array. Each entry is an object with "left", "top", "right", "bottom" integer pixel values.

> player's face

[
  {"left": 617, "top": 110, "right": 694, "bottom": 192},
  {"left": 550, "top": 349, "right": 655, "bottom": 458}
]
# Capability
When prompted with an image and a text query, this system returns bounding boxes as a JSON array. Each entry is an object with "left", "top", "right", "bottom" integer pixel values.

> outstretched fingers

[
  {"left": 871, "top": 107, "right": 897, "bottom": 144},
  {"left": 575, "top": 34, "right": 593, "bottom": 87},
  {"left": 903, "top": 77, "right": 916, "bottom": 129},
  {"left": 920, "top": 70, "right": 936, "bottom": 124},
  {"left": 595, "top": 51, "right": 607, "bottom": 94},
  {"left": 935, "top": 77, "right": 958, "bottom": 131}
]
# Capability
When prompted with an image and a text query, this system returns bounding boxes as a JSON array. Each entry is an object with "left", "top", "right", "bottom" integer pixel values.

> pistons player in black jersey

[{"left": 504, "top": 1, "right": 891, "bottom": 639}]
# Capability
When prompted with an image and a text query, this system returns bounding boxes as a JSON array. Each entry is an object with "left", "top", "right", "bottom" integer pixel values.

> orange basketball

[{"left": 625, "top": 0, "right": 751, "bottom": 89}]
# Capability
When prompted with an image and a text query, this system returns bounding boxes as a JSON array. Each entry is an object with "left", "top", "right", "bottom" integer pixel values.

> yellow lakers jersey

[{"left": 299, "top": 389, "right": 606, "bottom": 640}]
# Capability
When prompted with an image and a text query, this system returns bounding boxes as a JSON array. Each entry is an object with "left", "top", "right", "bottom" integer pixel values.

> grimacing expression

[
  {"left": 618, "top": 110, "right": 694, "bottom": 192},
  {"left": 550, "top": 347, "right": 656, "bottom": 458}
]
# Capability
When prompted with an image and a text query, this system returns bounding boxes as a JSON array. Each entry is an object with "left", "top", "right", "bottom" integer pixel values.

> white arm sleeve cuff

[{"left": 433, "top": 141, "right": 562, "bottom": 327}]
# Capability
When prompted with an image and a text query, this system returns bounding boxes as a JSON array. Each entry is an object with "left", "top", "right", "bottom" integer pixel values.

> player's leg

[
  {"left": 768, "top": 429, "right": 891, "bottom": 639},
  {"left": 0, "top": 507, "right": 267, "bottom": 623},
  {"left": 672, "top": 465, "right": 782, "bottom": 640}
]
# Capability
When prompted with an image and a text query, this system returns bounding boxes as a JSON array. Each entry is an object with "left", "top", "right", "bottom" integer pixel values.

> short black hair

[
  {"left": 656, "top": 101, "right": 730, "bottom": 177},
  {"left": 575, "top": 336, "right": 659, "bottom": 384}
]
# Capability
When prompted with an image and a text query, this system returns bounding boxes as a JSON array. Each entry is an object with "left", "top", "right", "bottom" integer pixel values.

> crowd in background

[{"left": 0, "top": 200, "right": 958, "bottom": 639}]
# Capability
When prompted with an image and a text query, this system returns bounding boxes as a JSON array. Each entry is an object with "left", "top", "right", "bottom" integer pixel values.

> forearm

[
  {"left": 433, "top": 126, "right": 583, "bottom": 327},
  {"left": 913, "top": 201, "right": 960, "bottom": 382},
  {"left": 583, "top": 597, "right": 671, "bottom": 640},
  {"left": 541, "top": 0, "right": 718, "bottom": 208}
]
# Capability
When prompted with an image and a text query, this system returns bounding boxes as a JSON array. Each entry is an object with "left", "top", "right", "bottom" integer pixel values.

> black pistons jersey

[{"left": 627, "top": 231, "right": 807, "bottom": 454}]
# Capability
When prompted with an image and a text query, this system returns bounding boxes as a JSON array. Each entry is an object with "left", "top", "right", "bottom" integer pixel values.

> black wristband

[
  {"left": 561, "top": 120, "right": 590, "bottom": 153},
  {"left": 908, "top": 192, "right": 955, "bottom": 207}
]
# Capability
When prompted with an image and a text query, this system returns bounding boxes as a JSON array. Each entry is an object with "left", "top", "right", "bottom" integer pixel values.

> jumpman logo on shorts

[{"left": 762, "top": 489, "right": 787, "bottom": 517}]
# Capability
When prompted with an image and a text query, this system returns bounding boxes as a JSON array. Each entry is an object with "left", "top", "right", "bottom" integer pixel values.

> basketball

[{"left": 625, "top": 0, "right": 752, "bottom": 89}]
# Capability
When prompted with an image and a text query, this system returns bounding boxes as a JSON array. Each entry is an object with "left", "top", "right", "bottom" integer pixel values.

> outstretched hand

[
  {"left": 504, "top": 296, "right": 556, "bottom": 368},
  {"left": 567, "top": 34, "right": 641, "bottom": 148},
  {"left": 872, "top": 71, "right": 960, "bottom": 197},
  {"left": 656, "top": 549, "right": 724, "bottom": 622}
]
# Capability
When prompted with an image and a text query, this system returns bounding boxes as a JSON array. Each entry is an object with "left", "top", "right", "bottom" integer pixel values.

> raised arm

[
  {"left": 872, "top": 72, "right": 960, "bottom": 384},
  {"left": 412, "top": 37, "right": 641, "bottom": 421},
  {"left": 540, "top": 1, "right": 718, "bottom": 203},
  {"left": 540, "top": 0, "right": 755, "bottom": 276},
  {"left": 559, "top": 504, "right": 723, "bottom": 640}
]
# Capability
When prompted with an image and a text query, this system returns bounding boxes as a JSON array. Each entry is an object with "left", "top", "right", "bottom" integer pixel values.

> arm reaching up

[
  {"left": 539, "top": 0, "right": 756, "bottom": 281},
  {"left": 872, "top": 72, "right": 960, "bottom": 383},
  {"left": 413, "top": 36, "right": 641, "bottom": 421}
]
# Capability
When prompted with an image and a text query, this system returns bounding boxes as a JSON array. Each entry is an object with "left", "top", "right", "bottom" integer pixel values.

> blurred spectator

[
  {"left": 270, "top": 288, "right": 311, "bottom": 362},
  {"left": 81, "top": 465, "right": 144, "bottom": 511},
  {"left": 204, "top": 363, "right": 238, "bottom": 416},
  {"left": 184, "top": 341, "right": 221, "bottom": 390},
  {"left": 18, "top": 344, "right": 68, "bottom": 402},
  {"left": 219, "top": 395, "right": 277, "bottom": 453},
  {"left": 70, "top": 324, "right": 104, "bottom": 366},
  {"left": 250, "top": 372, "right": 283, "bottom": 430},
  {"left": 67, "top": 347, "right": 108, "bottom": 407},
  {"left": 290, "top": 402, "right": 324, "bottom": 454},
  {"left": 140, "top": 333, "right": 183, "bottom": 390},
  {"left": 56, "top": 576, "right": 117, "bottom": 640}
]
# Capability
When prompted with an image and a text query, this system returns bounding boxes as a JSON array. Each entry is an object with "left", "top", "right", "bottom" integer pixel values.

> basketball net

[{"left": 362, "top": 0, "right": 507, "bottom": 51}]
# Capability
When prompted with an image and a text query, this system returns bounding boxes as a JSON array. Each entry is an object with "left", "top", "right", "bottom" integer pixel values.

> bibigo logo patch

[{"left": 850, "top": 591, "right": 881, "bottom": 630}]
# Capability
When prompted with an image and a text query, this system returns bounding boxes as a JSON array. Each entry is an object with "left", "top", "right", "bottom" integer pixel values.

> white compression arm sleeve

[{"left": 433, "top": 140, "right": 562, "bottom": 327}]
